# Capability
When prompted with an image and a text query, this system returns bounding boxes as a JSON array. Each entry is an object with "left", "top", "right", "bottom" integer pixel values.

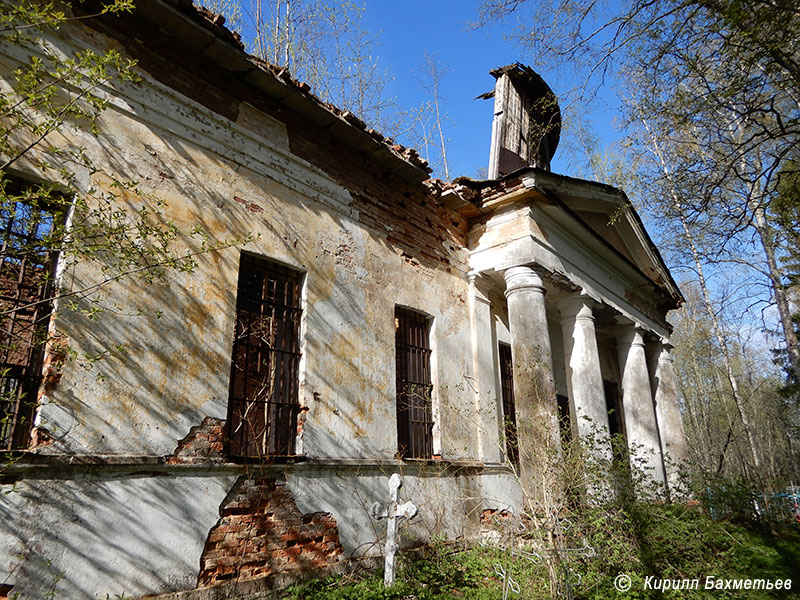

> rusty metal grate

[
  {"left": 0, "top": 199, "right": 55, "bottom": 451},
  {"left": 395, "top": 306, "right": 433, "bottom": 459},
  {"left": 226, "top": 254, "right": 302, "bottom": 460},
  {"left": 499, "top": 342, "right": 519, "bottom": 468},
  {"left": 557, "top": 393, "right": 572, "bottom": 447}
]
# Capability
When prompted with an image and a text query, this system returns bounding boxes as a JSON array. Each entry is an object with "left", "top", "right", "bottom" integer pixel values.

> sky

[
  {"left": 359, "top": 1, "right": 518, "bottom": 179},
  {"left": 216, "top": 0, "right": 625, "bottom": 180},
  {"left": 211, "top": 0, "right": 787, "bottom": 354},
  {"left": 357, "top": 0, "right": 623, "bottom": 180}
]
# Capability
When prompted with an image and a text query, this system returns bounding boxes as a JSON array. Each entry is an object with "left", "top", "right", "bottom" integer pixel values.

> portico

[{"left": 461, "top": 167, "right": 687, "bottom": 498}]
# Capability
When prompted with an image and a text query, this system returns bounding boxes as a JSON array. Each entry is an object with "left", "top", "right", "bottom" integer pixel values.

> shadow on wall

[
  {"left": 0, "top": 470, "right": 238, "bottom": 598},
  {"left": 287, "top": 463, "right": 486, "bottom": 560},
  {"left": 2, "top": 25, "right": 481, "bottom": 597},
  {"left": 34, "top": 44, "right": 471, "bottom": 460}
]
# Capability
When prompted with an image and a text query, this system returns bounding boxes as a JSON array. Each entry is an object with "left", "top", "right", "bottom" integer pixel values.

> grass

[{"left": 284, "top": 504, "right": 800, "bottom": 599}]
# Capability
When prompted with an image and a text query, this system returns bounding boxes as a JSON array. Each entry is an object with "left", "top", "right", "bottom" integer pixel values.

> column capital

[
  {"left": 615, "top": 320, "right": 648, "bottom": 348},
  {"left": 659, "top": 337, "right": 675, "bottom": 350},
  {"left": 558, "top": 293, "right": 595, "bottom": 323},
  {"left": 503, "top": 266, "right": 545, "bottom": 299},
  {"left": 657, "top": 340, "right": 675, "bottom": 363}
]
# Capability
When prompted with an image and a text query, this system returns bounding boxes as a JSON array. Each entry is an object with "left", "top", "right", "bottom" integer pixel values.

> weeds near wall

[{"left": 287, "top": 444, "right": 800, "bottom": 600}]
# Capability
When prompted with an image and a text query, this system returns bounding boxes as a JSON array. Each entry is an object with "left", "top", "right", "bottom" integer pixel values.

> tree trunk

[
  {"left": 677, "top": 208, "right": 762, "bottom": 478},
  {"left": 751, "top": 202, "right": 800, "bottom": 381},
  {"left": 641, "top": 124, "right": 763, "bottom": 480}
]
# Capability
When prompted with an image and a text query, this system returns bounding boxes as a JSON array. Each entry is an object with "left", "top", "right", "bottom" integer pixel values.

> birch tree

[
  {"left": 477, "top": 0, "right": 800, "bottom": 389},
  {"left": 208, "top": 0, "right": 396, "bottom": 132}
]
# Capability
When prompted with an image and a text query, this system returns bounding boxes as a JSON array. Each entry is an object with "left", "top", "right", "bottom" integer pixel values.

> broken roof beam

[{"left": 483, "top": 64, "right": 562, "bottom": 178}]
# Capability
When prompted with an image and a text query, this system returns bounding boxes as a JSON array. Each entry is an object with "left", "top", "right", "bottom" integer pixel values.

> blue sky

[
  {"left": 360, "top": 1, "right": 513, "bottom": 179},
  {"left": 359, "top": 0, "right": 623, "bottom": 180},
  {"left": 214, "top": 1, "right": 786, "bottom": 351},
  {"left": 216, "top": 0, "right": 625, "bottom": 180},
  {"left": 214, "top": 1, "right": 785, "bottom": 355}
]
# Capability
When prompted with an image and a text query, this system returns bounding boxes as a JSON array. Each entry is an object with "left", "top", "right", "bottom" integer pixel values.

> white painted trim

[{"left": 470, "top": 207, "right": 670, "bottom": 337}]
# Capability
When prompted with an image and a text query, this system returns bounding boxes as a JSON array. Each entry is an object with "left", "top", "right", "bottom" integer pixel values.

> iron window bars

[
  {"left": 0, "top": 199, "right": 55, "bottom": 450},
  {"left": 227, "top": 254, "right": 302, "bottom": 460},
  {"left": 395, "top": 306, "right": 434, "bottom": 459},
  {"left": 499, "top": 342, "right": 519, "bottom": 468}
]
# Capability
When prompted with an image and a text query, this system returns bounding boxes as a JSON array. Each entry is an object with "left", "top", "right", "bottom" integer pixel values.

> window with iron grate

[
  {"left": 557, "top": 393, "right": 572, "bottom": 448},
  {"left": 0, "top": 194, "right": 56, "bottom": 451},
  {"left": 498, "top": 342, "right": 519, "bottom": 468},
  {"left": 395, "top": 306, "right": 433, "bottom": 459},
  {"left": 226, "top": 254, "right": 302, "bottom": 460}
]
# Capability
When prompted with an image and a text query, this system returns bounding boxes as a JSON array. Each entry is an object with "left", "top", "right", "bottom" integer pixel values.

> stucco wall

[
  {"left": 0, "top": 471, "right": 238, "bottom": 598},
  {"left": 0, "top": 16, "right": 518, "bottom": 599},
  {"left": 1, "top": 20, "right": 474, "bottom": 462}
]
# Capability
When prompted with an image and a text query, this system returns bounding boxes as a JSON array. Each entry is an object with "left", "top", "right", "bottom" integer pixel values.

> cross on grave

[
  {"left": 540, "top": 509, "right": 596, "bottom": 599},
  {"left": 370, "top": 473, "right": 418, "bottom": 587},
  {"left": 481, "top": 513, "right": 542, "bottom": 600}
]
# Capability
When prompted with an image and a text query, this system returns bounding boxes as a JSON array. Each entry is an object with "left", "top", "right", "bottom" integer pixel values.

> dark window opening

[
  {"left": 1, "top": 194, "right": 56, "bottom": 451},
  {"left": 226, "top": 254, "right": 302, "bottom": 460},
  {"left": 604, "top": 380, "right": 626, "bottom": 460},
  {"left": 395, "top": 307, "right": 433, "bottom": 459},
  {"left": 499, "top": 342, "right": 518, "bottom": 468},
  {"left": 557, "top": 393, "right": 572, "bottom": 447}
]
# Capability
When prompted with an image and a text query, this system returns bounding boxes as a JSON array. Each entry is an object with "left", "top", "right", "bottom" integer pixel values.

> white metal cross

[{"left": 370, "top": 473, "right": 418, "bottom": 586}]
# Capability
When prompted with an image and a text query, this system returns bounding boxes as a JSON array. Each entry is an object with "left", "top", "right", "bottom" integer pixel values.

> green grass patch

[{"left": 284, "top": 505, "right": 800, "bottom": 599}]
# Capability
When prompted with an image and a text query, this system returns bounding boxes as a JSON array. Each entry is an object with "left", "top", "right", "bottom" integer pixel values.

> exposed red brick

[
  {"left": 41, "top": 334, "right": 69, "bottom": 393},
  {"left": 198, "top": 476, "right": 344, "bottom": 586},
  {"left": 481, "top": 508, "right": 512, "bottom": 525},
  {"left": 233, "top": 195, "right": 264, "bottom": 213},
  {"left": 285, "top": 132, "right": 469, "bottom": 274},
  {"left": 29, "top": 427, "right": 52, "bottom": 448},
  {"left": 167, "top": 417, "right": 226, "bottom": 464}
]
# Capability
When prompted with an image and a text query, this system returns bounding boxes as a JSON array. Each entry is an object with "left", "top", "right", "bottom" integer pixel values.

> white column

[
  {"left": 503, "top": 266, "right": 560, "bottom": 486},
  {"left": 469, "top": 273, "right": 503, "bottom": 464},
  {"left": 559, "top": 294, "right": 611, "bottom": 460},
  {"left": 651, "top": 340, "right": 689, "bottom": 495},
  {"left": 616, "top": 323, "right": 666, "bottom": 490}
]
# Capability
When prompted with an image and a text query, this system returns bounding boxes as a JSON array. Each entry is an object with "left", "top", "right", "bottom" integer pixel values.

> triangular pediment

[
  {"left": 453, "top": 167, "right": 683, "bottom": 310},
  {"left": 527, "top": 172, "right": 680, "bottom": 302}
]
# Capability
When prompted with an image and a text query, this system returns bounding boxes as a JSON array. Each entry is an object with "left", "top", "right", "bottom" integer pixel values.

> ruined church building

[{"left": 0, "top": 1, "right": 688, "bottom": 598}]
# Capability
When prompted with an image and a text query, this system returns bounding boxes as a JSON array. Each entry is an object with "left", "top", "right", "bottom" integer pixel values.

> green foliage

[
  {"left": 670, "top": 287, "right": 800, "bottom": 487},
  {"left": 772, "top": 162, "right": 800, "bottom": 394},
  {"left": 580, "top": 502, "right": 800, "bottom": 599},
  {"left": 287, "top": 506, "right": 800, "bottom": 600},
  {"left": 288, "top": 435, "right": 799, "bottom": 600},
  {"left": 0, "top": 3, "right": 251, "bottom": 303},
  {"left": 0, "top": 1, "right": 204, "bottom": 287},
  {"left": 0, "top": 1, "right": 252, "bottom": 449},
  {"left": 0, "top": 1, "right": 137, "bottom": 172},
  {"left": 285, "top": 546, "right": 519, "bottom": 600}
]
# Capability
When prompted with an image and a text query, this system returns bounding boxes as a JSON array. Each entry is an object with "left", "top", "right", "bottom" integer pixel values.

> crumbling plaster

[
  {"left": 0, "top": 6, "right": 688, "bottom": 598},
  {"left": 3, "top": 26, "right": 473, "bottom": 460},
  {"left": 0, "top": 18, "right": 508, "bottom": 598}
]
